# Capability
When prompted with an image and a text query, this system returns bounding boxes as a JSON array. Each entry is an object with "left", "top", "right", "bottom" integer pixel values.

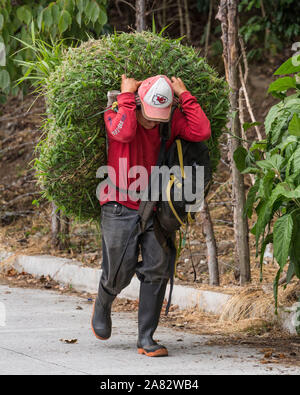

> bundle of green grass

[{"left": 35, "top": 31, "right": 229, "bottom": 223}]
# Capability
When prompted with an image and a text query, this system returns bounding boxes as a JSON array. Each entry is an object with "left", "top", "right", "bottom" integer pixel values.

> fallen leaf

[
  {"left": 7, "top": 268, "right": 17, "bottom": 277},
  {"left": 260, "top": 360, "right": 271, "bottom": 365},
  {"left": 60, "top": 338, "right": 78, "bottom": 344},
  {"left": 264, "top": 352, "right": 273, "bottom": 359},
  {"left": 260, "top": 348, "right": 273, "bottom": 354}
]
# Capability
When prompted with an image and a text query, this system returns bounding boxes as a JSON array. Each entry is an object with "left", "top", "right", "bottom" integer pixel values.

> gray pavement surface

[{"left": 0, "top": 285, "right": 299, "bottom": 375}]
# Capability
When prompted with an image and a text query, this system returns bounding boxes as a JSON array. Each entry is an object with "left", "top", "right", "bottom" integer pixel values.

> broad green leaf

[
  {"left": 51, "top": 4, "right": 60, "bottom": 24},
  {"left": 286, "top": 171, "right": 300, "bottom": 189},
  {"left": 16, "top": 6, "right": 32, "bottom": 25},
  {"left": 270, "top": 183, "right": 300, "bottom": 207},
  {"left": 268, "top": 76, "right": 296, "bottom": 93},
  {"left": 98, "top": 4, "right": 107, "bottom": 25},
  {"left": 264, "top": 94, "right": 300, "bottom": 135},
  {"left": 58, "top": 10, "right": 72, "bottom": 34},
  {"left": 256, "top": 154, "right": 284, "bottom": 172},
  {"left": 84, "top": 0, "right": 94, "bottom": 22},
  {"left": 0, "top": 69, "right": 10, "bottom": 89},
  {"left": 233, "top": 146, "right": 248, "bottom": 172},
  {"left": 76, "top": 11, "right": 82, "bottom": 27},
  {"left": 59, "top": 0, "right": 75, "bottom": 13},
  {"left": 277, "top": 135, "right": 298, "bottom": 153},
  {"left": 258, "top": 170, "right": 275, "bottom": 200},
  {"left": 265, "top": 102, "right": 281, "bottom": 135},
  {"left": 273, "top": 214, "right": 293, "bottom": 268},
  {"left": 288, "top": 113, "right": 300, "bottom": 137},
  {"left": 77, "top": 0, "right": 84, "bottom": 13},
  {"left": 43, "top": 7, "right": 53, "bottom": 30},
  {"left": 91, "top": 2, "right": 100, "bottom": 24},
  {"left": 270, "top": 117, "right": 289, "bottom": 145},
  {"left": 293, "top": 147, "right": 300, "bottom": 172},
  {"left": 84, "top": 0, "right": 100, "bottom": 24},
  {"left": 274, "top": 55, "right": 300, "bottom": 76},
  {"left": 285, "top": 140, "right": 298, "bottom": 161},
  {"left": 287, "top": 147, "right": 300, "bottom": 177},
  {"left": 37, "top": 11, "right": 43, "bottom": 31}
]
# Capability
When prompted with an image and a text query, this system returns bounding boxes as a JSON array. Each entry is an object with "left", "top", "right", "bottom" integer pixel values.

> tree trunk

[
  {"left": 205, "top": 0, "right": 213, "bottom": 57},
  {"left": 177, "top": 0, "right": 184, "bottom": 37},
  {"left": 59, "top": 214, "right": 70, "bottom": 251},
  {"left": 51, "top": 202, "right": 70, "bottom": 251},
  {"left": 183, "top": 0, "right": 191, "bottom": 42},
  {"left": 162, "top": 0, "right": 167, "bottom": 27},
  {"left": 136, "top": 0, "right": 146, "bottom": 32},
  {"left": 217, "top": 0, "right": 251, "bottom": 285},
  {"left": 51, "top": 202, "right": 61, "bottom": 249},
  {"left": 201, "top": 199, "right": 220, "bottom": 286}
]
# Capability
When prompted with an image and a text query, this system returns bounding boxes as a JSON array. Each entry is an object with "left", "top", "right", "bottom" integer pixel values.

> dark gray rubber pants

[{"left": 99, "top": 201, "right": 170, "bottom": 296}]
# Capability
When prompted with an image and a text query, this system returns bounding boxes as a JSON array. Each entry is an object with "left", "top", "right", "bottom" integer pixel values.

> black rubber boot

[
  {"left": 91, "top": 283, "right": 116, "bottom": 340},
  {"left": 137, "top": 281, "right": 168, "bottom": 357}
]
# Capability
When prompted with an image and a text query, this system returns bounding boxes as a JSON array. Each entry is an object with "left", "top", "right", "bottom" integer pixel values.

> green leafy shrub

[
  {"left": 239, "top": 0, "right": 300, "bottom": 60},
  {"left": 235, "top": 53, "right": 300, "bottom": 308},
  {"left": 0, "top": 0, "right": 108, "bottom": 101},
  {"left": 28, "top": 31, "right": 229, "bottom": 223}
]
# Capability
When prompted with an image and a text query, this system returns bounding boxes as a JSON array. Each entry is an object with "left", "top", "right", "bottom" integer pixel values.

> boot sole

[
  {"left": 138, "top": 347, "right": 168, "bottom": 357},
  {"left": 91, "top": 300, "right": 110, "bottom": 341}
]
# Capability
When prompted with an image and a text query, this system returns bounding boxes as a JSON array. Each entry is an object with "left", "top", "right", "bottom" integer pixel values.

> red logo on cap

[{"left": 152, "top": 94, "right": 168, "bottom": 106}]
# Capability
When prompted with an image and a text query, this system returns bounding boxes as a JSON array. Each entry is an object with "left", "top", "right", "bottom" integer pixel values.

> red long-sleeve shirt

[{"left": 98, "top": 91, "right": 211, "bottom": 210}]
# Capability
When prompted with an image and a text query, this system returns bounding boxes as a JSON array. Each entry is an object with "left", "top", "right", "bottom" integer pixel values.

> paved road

[{"left": 0, "top": 284, "right": 299, "bottom": 375}]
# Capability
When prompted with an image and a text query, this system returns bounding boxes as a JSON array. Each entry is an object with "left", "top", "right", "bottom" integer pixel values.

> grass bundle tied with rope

[{"left": 33, "top": 31, "right": 229, "bottom": 223}]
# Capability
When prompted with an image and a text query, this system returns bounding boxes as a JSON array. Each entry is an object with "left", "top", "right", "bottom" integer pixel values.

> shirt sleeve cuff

[{"left": 179, "top": 91, "right": 192, "bottom": 102}]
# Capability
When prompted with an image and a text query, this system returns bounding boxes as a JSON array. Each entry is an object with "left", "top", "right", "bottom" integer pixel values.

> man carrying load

[{"left": 91, "top": 73, "right": 211, "bottom": 357}]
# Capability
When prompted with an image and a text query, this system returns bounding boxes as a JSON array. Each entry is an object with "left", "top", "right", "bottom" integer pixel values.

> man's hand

[
  {"left": 171, "top": 76, "right": 188, "bottom": 97},
  {"left": 121, "top": 74, "right": 142, "bottom": 93}
]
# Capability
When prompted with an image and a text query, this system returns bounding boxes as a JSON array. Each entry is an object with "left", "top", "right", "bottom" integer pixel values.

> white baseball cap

[{"left": 138, "top": 75, "right": 174, "bottom": 122}]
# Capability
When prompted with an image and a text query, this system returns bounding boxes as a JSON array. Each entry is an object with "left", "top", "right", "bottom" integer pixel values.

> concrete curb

[
  {"left": 278, "top": 304, "right": 300, "bottom": 335},
  {"left": 0, "top": 252, "right": 232, "bottom": 314},
  {"left": 0, "top": 251, "right": 298, "bottom": 334}
]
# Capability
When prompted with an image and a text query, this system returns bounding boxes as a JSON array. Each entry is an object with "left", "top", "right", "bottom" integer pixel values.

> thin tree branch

[
  {"left": 177, "top": 0, "right": 184, "bottom": 37},
  {"left": 183, "top": 0, "right": 191, "bottom": 42},
  {"left": 238, "top": 63, "right": 263, "bottom": 141},
  {"left": 117, "top": 0, "right": 136, "bottom": 11},
  {"left": 205, "top": 0, "right": 213, "bottom": 58}
]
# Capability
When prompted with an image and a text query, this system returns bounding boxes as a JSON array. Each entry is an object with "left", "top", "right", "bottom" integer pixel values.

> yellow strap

[
  {"left": 111, "top": 101, "right": 118, "bottom": 111},
  {"left": 166, "top": 176, "right": 185, "bottom": 227},
  {"left": 187, "top": 212, "right": 194, "bottom": 224},
  {"left": 176, "top": 140, "right": 186, "bottom": 179}
]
